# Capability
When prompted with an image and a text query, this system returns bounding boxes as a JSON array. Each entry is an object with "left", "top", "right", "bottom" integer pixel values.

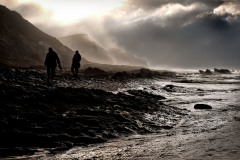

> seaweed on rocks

[
  {"left": 82, "top": 67, "right": 109, "bottom": 78},
  {"left": 0, "top": 68, "right": 187, "bottom": 158}
]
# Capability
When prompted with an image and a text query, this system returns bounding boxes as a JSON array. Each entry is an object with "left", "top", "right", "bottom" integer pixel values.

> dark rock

[
  {"left": 199, "top": 70, "right": 205, "bottom": 74},
  {"left": 150, "top": 86, "right": 157, "bottom": 90},
  {"left": 0, "top": 68, "right": 187, "bottom": 158},
  {"left": 0, "top": 147, "right": 34, "bottom": 157},
  {"left": 234, "top": 116, "right": 240, "bottom": 121},
  {"left": 127, "top": 90, "right": 166, "bottom": 100},
  {"left": 134, "top": 68, "right": 169, "bottom": 78},
  {"left": 112, "top": 71, "right": 131, "bottom": 80},
  {"left": 199, "top": 69, "right": 213, "bottom": 75},
  {"left": 205, "top": 69, "right": 213, "bottom": 75},
  {"left": 165, "top": 85, "right": 174, "bottom": 89},
  {"left": 83, "top": 67, "right": 108, "bottom": 77},
  {"left": 159, "top": 71, "right": 176, "bottom": 77},
  {"left": 139, "top": 68, "right": 154, "bottom": 76},
  {"left": 199, "top": 68, "right": 231, "bottom": 75},
  {"left": 163, "top": 85, "right": 176, "bottom": 92},
  {"left": 214, "top": 68, "right": 231, "bottom": 74},
  {"left": 194, "top": 104, "right": 212, "bottom": 109},
  {"left": 161, "top": 126, "right": 173, "bottom": 129}
]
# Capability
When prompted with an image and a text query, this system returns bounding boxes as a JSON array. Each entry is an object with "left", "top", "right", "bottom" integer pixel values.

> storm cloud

[
  {"left": 1, "top": 0, "right": 240, "bottom": 69},
  {"left": 81, "top": 0, "right": 240, "bottom": 69},
  {"left": 126, "top": 0, "right": 224, "bottom": 11},
  {"left": 0, "top": 0, "right": 53, "bottom": 28}
]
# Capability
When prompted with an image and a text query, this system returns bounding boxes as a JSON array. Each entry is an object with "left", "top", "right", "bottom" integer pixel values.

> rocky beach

[
  {"left": 0, "top": 68, "right": 187, "bottom": 159},
  {"left": 0, "top": 67, "right": 239, "bottom": 159},
  {"left": 39, "top": 69, "right": 240, "bottom": 160},
  {"left": 1, "top": 1, "right": 240, "bottom": 159}
]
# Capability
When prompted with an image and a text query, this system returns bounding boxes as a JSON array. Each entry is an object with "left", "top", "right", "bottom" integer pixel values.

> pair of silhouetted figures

[{"left": 44, "top": 47, "right": 81, "bottom": 79}]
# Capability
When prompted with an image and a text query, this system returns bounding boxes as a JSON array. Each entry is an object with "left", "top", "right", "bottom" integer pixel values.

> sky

[{"left": 1, "top": 0, "right": 240, "bottom": 69}]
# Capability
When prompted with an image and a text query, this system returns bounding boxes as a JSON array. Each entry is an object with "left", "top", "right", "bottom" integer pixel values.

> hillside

[
  {"left": 58, "top": 34, "right": 147, "bottom": 67},
  {"left": 0, "top": 5, "right": 146, "bottom": 71},
  {"left": 58, "top": 34, "right": 113, "bottom": 64},
  {"left": 0, "top": 5, "right": 88, "bottom": 68}
]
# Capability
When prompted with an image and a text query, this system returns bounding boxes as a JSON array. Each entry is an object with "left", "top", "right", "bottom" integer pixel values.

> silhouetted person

[
  {"left": 71, "top": 50, "right": 81, "bottom": 78},
  {"left": 44, "top": 47, "right": 62, "bottom": 78}
]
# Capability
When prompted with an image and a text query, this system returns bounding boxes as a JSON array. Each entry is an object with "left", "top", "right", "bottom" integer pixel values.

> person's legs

[
  {"left": 71, "top": 65, "right": 75, "bottom": 77},
  {"left": 51, "top": 67, "right": 56, "bottom": 78},
  {"left": 72, "top": 68, "right": 77, "bottom": 78},
  {"left": 75, "top": 68, "right": 79, "bottom": 77},
  {"left": 47, "top": 66, "right": 51, "bottom": 78}
]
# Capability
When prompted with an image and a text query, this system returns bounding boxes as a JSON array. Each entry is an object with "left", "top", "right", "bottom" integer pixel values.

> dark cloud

[
  {"left": 14, "top": 3, "right": 48, "bottom": 18},
  {"left": 1, "top": 0, "right": 240, "bottom": 69},
  {"left": 85, "top": 0, "right": 240, "bottom": 69},
  {"left": 0, "top": 0, "right": 52, "bottom": 23},
  {"left": 126, "top": 0, "right": 224, "bottom": 10},
  {"left": 0, "top": 0, "right": 17, "bottom": 6}
]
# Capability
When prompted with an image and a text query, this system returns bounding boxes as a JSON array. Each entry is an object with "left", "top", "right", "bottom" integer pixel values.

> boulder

[
  {"left": 214, "top": 68, "right": 231, "bottom": 74},
  {"left": 135, "top": 68, "right": 155, "bottom": 78},
  {"left": 83, "top": 67, "right": 108, "bottom": 77},
  {"left": 199, "top": 69, "right": 213, "bottom": 75},
  {"left": 163, "top": 85, "right": 176, "bottom": 92},
  {"left": 205, "top": 69, "right": 213, "bottom": 75},
  {"left": 199, "top": 70, "right": 205, "bottom": 74},
  {"left": 112, "top": 71, "right": 131, "bottom": 80},
  {"left": 194, "top": 104, "right": 212, "bottom": 109}
]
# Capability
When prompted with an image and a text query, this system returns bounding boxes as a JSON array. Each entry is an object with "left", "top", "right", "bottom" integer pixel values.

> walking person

[
  {"left": 71, "top": 50, "right": 81, "bottom": 78},
  {"left": 44, "top": 47, "right": 62, "bottom": 79}
]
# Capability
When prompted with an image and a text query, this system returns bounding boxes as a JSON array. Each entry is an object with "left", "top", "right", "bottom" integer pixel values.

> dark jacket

[
  {"left": 45, "top": 51, "right": 61, "bottom": 68},
  {"left": 72, "top": 53, "right": 81, "bottom": 68}
]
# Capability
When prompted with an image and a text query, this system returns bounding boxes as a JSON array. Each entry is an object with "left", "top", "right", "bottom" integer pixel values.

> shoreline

[
  {"left": 39, "top": 99, "right": 240, "bottom": 160},
  {"left": 1, "top": 68, "right": 239, "bottom": 159},
  {"left": 0, "top": 68, "right": 186, "bottom": 158}
]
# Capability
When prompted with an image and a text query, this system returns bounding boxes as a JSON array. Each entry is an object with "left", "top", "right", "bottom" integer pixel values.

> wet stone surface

[{"left": 0, "top": 69, "right": 187, "bottom": 158}]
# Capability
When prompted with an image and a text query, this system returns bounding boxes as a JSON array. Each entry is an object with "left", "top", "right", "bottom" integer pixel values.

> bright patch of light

[
  {"left": 214, "top": 2, "right": 240, "bottom": 15},
  {"left": 154, "top": 3, "right": 208, "bottom": 17},
  {"left": 32, "top": 0, "right": 125, "bottom": 24}
]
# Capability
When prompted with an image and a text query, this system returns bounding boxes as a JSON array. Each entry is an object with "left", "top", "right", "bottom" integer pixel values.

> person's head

[
  {"left": 49, "top": 47, "right": 53, "bottom": 52},
  {"left": 76, "top": 50, "right": 79, "bottom": 54}
]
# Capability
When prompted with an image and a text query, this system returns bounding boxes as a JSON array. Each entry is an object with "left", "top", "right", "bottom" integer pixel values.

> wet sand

[
  {"left": 0, "top": 68, "right": 185, "bottom": 159},
  {"left": 1, "top": 69, "right": 239, "bottom": 159},
  {"left": 38, "top": 72, "right": 240, "bottom": 160},
  {"left": 44, "top": 106, "right": 240, "bottom": 160}
]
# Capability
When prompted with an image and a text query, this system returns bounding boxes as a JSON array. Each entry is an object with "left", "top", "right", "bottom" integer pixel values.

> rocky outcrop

[
  {"left": 82, "top": 67, "right": 108, "bottom": 77},
  {"left": 194, "top": 104, "right": 212, "bottom": 109},
  {"left": 199, "top": 69, "right": 213, "bottom": 75},
  {"left": 112, "top": 71, "right": 132, "bottom": 80},
  {"left": 214, "top": 68, "right": 231, "bottom": 74},
  {"left": 199, "top": 68, "right": 232, "bottom": 75},
  {"left": 163, "top": 85, "right": 175, "bottom": 92},
  {"left": 0, "top": 68, "right": 187, "bottom": 157},
  {"left": 111, "top": 68, "right": 176, "bottom": 80}
]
